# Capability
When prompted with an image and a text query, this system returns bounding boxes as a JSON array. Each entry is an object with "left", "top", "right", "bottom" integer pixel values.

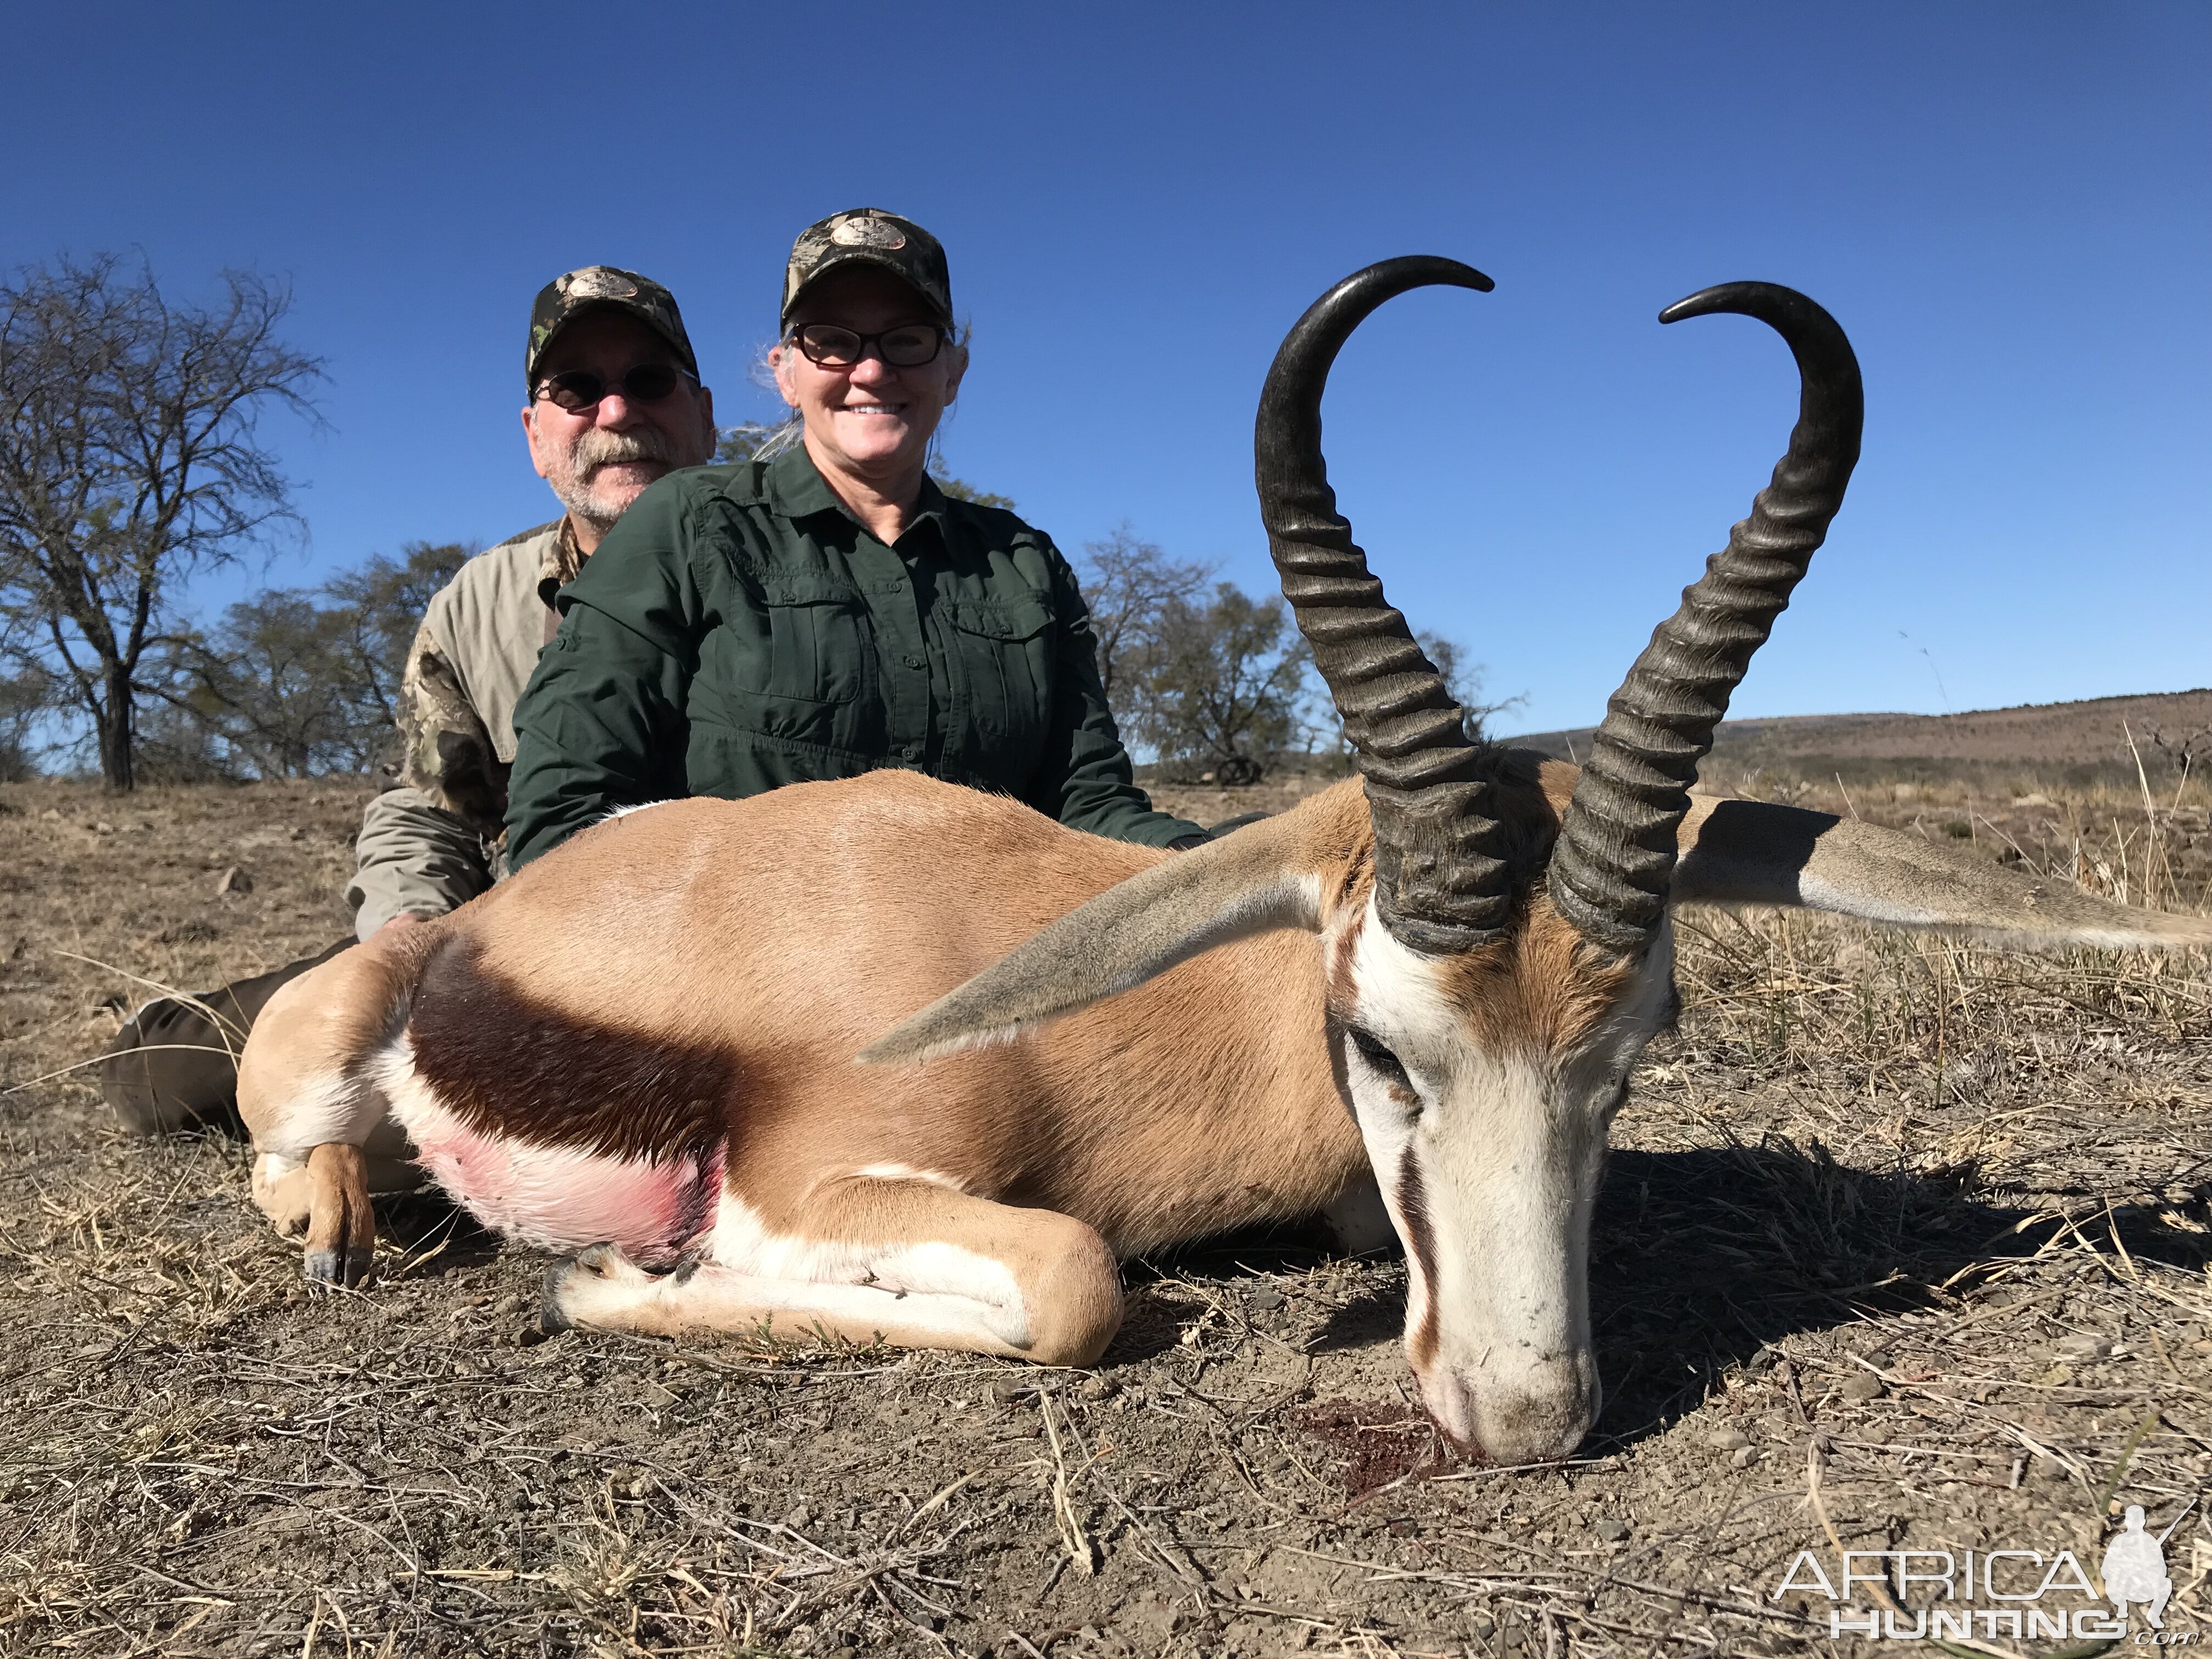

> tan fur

[{"left": 244, "top": 775, "right": 1377, "bottom": 1308}]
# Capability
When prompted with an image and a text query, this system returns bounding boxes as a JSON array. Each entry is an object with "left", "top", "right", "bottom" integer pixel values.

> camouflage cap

[
  {"left": 781, "top": 209, "right": 952, "bottom": 328},
  {"left": 526, "top": 266, "right": 698, "bottom": 389}
]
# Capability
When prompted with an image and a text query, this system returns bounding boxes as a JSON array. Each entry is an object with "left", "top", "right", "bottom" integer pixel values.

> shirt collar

[
  {"left": 765, "top": 445, "right": 949, "bottom": 543},
  {"left": 538, "top": 517, "right": 583, "bottom": 610}
]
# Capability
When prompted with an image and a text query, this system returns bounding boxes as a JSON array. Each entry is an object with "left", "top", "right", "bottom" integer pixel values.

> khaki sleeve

[
  {"left": 396, "top": 613, "right": 511, "bottom": 841},
  {"left": 346, "top": 787, "right": 495, "bottom": 941}
]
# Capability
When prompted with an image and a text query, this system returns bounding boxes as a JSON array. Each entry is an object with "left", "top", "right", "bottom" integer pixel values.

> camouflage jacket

[{"left": 345, "top": 519, "right": 579, "bottom": 937}]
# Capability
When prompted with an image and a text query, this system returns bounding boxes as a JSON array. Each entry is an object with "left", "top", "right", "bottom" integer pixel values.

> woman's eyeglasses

[
  {"left": 533, "top": 363, "right": 696, "bottom": 413},
  {"left": 788, "top": 323, "right": 946, "bottom": 369}
]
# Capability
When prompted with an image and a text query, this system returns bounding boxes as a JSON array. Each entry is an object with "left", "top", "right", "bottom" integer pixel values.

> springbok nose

[{"left": 1424, "top": 1353, "right": 1599, "bottom": 1467}]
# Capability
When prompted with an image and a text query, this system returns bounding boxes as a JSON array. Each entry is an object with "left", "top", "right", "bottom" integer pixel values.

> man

[{"left": 99, "top": 267, "right": 718, "bottom": 1135}]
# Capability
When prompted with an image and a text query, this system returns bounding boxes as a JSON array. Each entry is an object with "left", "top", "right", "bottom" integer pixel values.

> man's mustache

[{"left": 575, "top": 427, "right": 674, "bottom": 477}]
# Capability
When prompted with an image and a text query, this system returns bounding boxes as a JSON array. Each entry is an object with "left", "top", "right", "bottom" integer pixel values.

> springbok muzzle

[{"left": 1418, "top": 1350, "right": 1601, "bottom": 1467}]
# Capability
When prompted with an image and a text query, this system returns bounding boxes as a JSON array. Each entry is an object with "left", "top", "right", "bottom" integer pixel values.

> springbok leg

[
  {"left": 238, "top": 928, "right": 430, "bottom": 1282},
  {"left": 544, "top": 1175, "right": 1124, "bottom": 1365},
  {"left": 301, "top": 1143, "right": 376, "bottom": 1287}
]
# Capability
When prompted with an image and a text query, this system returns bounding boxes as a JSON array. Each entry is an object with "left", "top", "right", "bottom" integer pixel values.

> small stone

[
  {"left": 2055, "top": 1334, "right": 2112, "bottom": 1360},
  {"left": 492, "top": 1292, "right": 524, "bottom": 1316},
  {"left": 990, "top": 1376, "right": 1036, "bottom": 1407},
  {"left": 1471, "top": 1612, "right": 1498, "bottom": 1637},
  {"left": 1248, "top": 1285, "right": 1285, "bottom": 1313},
  {"left": 1731, "top": 1446, "right": 1758, "bottom": 1469},
  {"left": 514, "top": 1325, "right": 546, "bottom": 1348},
  {"left": 1078, "top": 1373, "right": 1119, "bottom": 1400},
  {"left": 1837, "top": 1373, "right": 1883, "bottom": 1402},
  {"left": 216, "top": 864, "right": 253, "bottom": 895},
  {"left": 783, "top": 1502, "right": 812, "bottom": 1529},
  {"left": 1707, "top": 1426, "right": 1750, "bottom": 1451},
  {"left": 1593, "top": 1518, "right": 1630, "bottom": 1543}
]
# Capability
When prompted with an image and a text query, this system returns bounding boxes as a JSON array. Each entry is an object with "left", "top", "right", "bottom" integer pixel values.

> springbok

[{"left": 239, "top": 259, "right": 2211, "bottom": 1465}]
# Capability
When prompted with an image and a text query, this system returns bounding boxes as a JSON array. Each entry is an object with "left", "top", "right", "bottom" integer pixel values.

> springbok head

[{"left": 863, "top": 259, "right": 2211, "bottom": 1464}]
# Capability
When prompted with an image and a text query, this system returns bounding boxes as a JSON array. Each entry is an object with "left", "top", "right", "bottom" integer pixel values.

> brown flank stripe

[{"left": 408, "top": 938, "right": 732, "bottom": 1169}]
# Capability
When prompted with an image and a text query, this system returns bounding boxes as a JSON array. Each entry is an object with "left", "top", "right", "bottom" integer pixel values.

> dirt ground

[{"left": 2, "top": 763, "right": 2209, "bottom": 1657}]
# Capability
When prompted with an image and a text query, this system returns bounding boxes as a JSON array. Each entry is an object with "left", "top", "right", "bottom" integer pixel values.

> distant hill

[{"left": 1505, "top": 688, "right": 2212, "bottom": 782}]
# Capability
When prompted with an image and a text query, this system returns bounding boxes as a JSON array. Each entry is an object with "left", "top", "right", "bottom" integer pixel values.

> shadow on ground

[{"left": 1120, "top": 1135, "right": 2212, "bottom": 1458}]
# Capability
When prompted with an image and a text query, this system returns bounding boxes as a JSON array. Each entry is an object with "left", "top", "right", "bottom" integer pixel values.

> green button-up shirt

[{"left": 505, "top": 448, "right": 1201, "bottom": 869}]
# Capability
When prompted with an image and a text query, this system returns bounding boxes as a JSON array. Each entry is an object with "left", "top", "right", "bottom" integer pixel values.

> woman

[{"left": 504, "top": 207, "right": 1204, "bottom": 867}]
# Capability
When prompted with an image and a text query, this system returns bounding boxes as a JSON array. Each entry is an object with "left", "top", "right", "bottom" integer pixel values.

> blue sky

[{"left": 4, "top": 3, "right": 2204, "bottom": 735}]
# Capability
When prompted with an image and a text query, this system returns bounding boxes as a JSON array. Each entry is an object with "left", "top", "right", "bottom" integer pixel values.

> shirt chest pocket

[
  {"left": 710, "top": 573, "right": 870, "bottom": 709},
  {"left": 947, "top": 594, "right": 1055, "bottom": 756}
]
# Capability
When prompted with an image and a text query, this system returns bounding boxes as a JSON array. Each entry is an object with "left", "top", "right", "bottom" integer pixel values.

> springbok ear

[
  {"left": 859, "top": 820, "right": 1322, "bottom": 1066},
  {"left": 1673, "top": 797, "right": 2212, "bottom": 950}
]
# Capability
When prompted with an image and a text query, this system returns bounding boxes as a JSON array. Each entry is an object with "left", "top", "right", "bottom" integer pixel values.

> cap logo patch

[
  {"left": 830, "top": 216, "right": 907, "bottom": 251},
  {"left": 560, "top": 268, "right": 641, "bottom": 301}
]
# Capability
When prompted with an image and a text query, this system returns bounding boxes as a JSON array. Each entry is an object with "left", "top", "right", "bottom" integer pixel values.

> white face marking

[{"left": 1333, "top": 899, "right": 1677, "bottom": 1464}]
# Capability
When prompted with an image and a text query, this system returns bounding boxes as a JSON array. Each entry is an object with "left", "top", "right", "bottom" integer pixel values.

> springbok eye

[{"left": 1347, "top": 1026, "right": 1414, "bottom": 1094}]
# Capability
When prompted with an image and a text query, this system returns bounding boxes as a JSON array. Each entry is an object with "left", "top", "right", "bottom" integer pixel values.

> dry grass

[{"left": 0, "top": 769, "right": 2207, "bottom": 1656}]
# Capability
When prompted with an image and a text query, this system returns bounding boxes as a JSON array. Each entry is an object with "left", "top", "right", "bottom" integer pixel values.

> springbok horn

[
  {"left": 1256, "top": 256, "right": 1514, "bottom": 953},
  {"left": 1550, "top": 283, "right": 1864, "bottom": 953}
]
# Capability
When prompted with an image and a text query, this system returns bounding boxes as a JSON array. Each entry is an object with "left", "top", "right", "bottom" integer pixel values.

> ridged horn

[
  {"left": 1550, "top": 282, "right": 1864, "bottom": 954},
  {"left": 1256, "top": 256, "right": 1510, "bottom": 953}
]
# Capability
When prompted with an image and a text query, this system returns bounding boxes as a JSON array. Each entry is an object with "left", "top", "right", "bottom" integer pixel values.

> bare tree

[
  {"left": 1415, "top": 630, "right": 1525, "bottom": 743},
  {"left": 0, "top": 256, "right": 323, "bottom": 789},
  {"left": 318, "top": 540, "right": 472, "bottom": 734},
  {"left": 166, "top": 589, "right": 364, "bottom": 777},
  {"left": 1128, "top": 582, "right": 1312, "bottom": 785},
  {"left": 1075, "top": 526, "right": 1216, "bottom": 711},
  {"left": 155, "top": 540, "right": 471, "bottom": 780},
  {"left": 0, "top": 664, "right": 55, "bottom": 781}
]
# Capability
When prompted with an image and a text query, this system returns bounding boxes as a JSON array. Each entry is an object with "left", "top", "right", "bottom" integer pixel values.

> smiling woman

[{"left": 503, "top": 208, "right": 1207, "bottom": 868}]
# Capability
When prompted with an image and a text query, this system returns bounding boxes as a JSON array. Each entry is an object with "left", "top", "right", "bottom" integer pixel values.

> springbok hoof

[
  {"left": 303, "top": 1245, "right": 374, "bottom": 1289},
  {"left": 540, "top": 1261, "right": 577, "bottom": 1334}
]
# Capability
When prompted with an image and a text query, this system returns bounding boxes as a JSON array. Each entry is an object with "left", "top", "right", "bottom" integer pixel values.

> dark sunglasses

[
  {"left": 788, "top": 322, "right": 946, "bottom": 370},
  {"left": 532, "top": 363, "right": 696, "bottom": 413}
]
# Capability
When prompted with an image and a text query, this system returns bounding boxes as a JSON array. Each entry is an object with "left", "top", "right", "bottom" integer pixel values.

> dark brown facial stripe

[
  {"left": 1396, "top": 1155, "right": 1442, "bottom": 1371},
  {"left": 408, "top": 938, "right": 732, "bottom": 1168}
]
